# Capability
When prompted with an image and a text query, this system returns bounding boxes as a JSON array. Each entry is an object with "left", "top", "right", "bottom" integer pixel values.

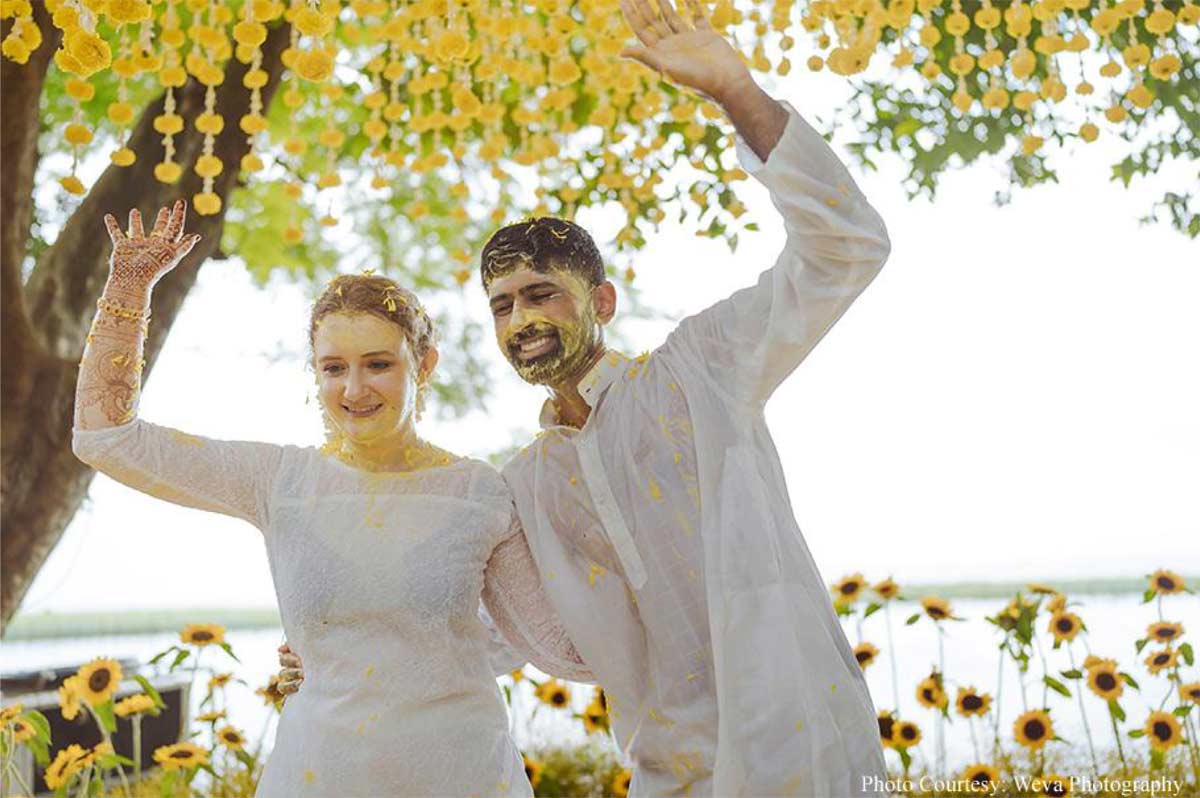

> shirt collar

[{"left": 537, "top": 349, "right": 630, "bottom": 429}]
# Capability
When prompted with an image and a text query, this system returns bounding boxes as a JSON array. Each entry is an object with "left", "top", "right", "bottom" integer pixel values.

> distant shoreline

[{"left": 4, "top": 575, "right": 1188, "bottom": 642}]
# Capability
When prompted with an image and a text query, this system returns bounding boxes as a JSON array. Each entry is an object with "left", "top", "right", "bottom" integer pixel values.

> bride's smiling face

[{"left": 313, "top": 312, "right": 433, "bottom": 445}]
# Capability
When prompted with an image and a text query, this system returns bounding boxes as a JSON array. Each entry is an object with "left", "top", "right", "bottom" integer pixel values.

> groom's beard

[{"left": 503, "top": 311, "right": 600, "bottom": 387}]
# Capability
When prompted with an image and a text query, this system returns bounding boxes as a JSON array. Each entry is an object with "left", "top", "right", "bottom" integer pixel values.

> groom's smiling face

[{"left": 487, "top": 266, "right": 615, "bottom": 387}]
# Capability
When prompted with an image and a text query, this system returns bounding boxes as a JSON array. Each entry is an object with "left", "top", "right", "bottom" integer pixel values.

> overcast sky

[{"left": 18, "top": 66, "right": 1199, "bottom": 616}]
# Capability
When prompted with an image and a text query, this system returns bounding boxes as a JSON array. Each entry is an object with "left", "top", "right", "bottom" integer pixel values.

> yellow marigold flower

[
  {"left": 611, "top": 768, "right": 633, "bottom": 797},
  {"left": 832, "top": 573, "right": 866, "bottom": 604},
  {"left": 240, "top": 153, "right": 264, "bottom": 173},
  {"left": 920, "top": 595, "right": 953, "bottom": 621},
  {"left": 1147, "top": 621, "right": 1184, "bottom": 643},
  {"left": 293, "top": 6, "right": 334, "bottom": 36},
  {"left": 195, "top": 112, "right": 224, "bottom": 135},
  {"left": 1086, "top": 660, "right": 1123, "bottom": 700},
  {"left": 319, "top": 214, "right": 337, "bottom": 226},
  {"left": 106, "top": 102, "right": 135, "bottom": 125},
  {"left": 434, "top": 29, "right": 469, "bottom": 62},
  {"left": 1105, "top": 103, "right": 1127, "bottom": 123},
  {"left": 894, "top": 719, "right": 921, "bottom": 748},
  {"left": 1013, "top": 709, "right": 1054, "bottom": 750},
  {"left": 159, "top": 65, "right": 187, "bottom": 87},
  {"left": 318, "top": 128, "right": 345, "bottom": 148},
  {"left": 1148, "top": 54, "right": 1181, "bottom": 80},
  {"left": 959, "top": 763, "right": 999, "bottom": 792},
  {"left": 1021, "top": 135, "right": 1044, "bottom": 156},
  {"left": 283, "top": 226, "right": 304, "bottom": 243},
  {"left": 1127, "top": 83, "right": 1154, "bottom": 109},
  {"left": 65, "top": 29, "right": 112, "bottom": 75},
  {"left": 877, "top": 710, "right": 896, "bottom": 749},
  {"left": 106, "top": 0, "right": 150, "bottom": 24},
  {"left": 64, "top": 123, "right": 93, "bottom": 146},
  {"left": 916, "top": 673, "right": 948, "bottom": 709},
  {"left": 194, "top": 154, "right": 224, "bottom": 179},
  {"left": 114, "top": 693, "right": 155, "bottom": 717},
  {"left": 951, "top": 89, "right": 973, "bottom": 113},
  {"left": 1010, "top": 47, "right": 1037, "bottom": 79},
  {"left": 45, "top": 743, "right": 90, "bottom": 790},
  {"left": 239, "top": 113, "right": 269, "bottom": 134},
  {"left": 807, "top": 55, "right": 825, "bottom": 71},
  {"left": 548, "top": 56, "right": 582, "bottom": 85},
  {"left": 58, "top": 675, "right": 83, "bottom": 719},
  {"left": 1150, "top": 570, "right": 1188, "bottom": 594},
  {"left": 982, "top": 86, "right": 1009, "bottom": 110},
  {"left": 0, "top": 703, "right": 22, "bottom": 725},
  {"left": 1145, "top": 710, "right": 1183, "bottom": 750},
  {"left": 1034, "top": 773, "right": 1072, "bottom": 797},
  {"left": 153, "top": 741, "right": 209, "bottom": 771},
  {"left": 193, "top": 192, "right": 222, "bottom": 216},
  {"left": 955, "top": 686, "right": 991, "bottom": 717},
  {"left": 1145, "top": 7, "right": 1175, "bottom": 34},
  {"left": 974, "top": 5, "right": 1000, "bottom": 28},
  {"left": 1079, "top": 122, "right": 1099, "bottom": 142},
  {"left": 523, "top": 754, "right": 544, "bottom": 788},
  {"left": 853, "top": 642, "right": 879, "bottom": 670},
  {"left": 216, "top": 725, "right": 246, "bottom": 750},
  {"left": 10, "top": 716, "right": 35, "bottom": 742},
  {"left": 945, "top": 11, "right": 970, "bottom": 35},
  {"left": 154, "top": 161, "right": 182, "bottom": 184},
  {"left": 64, "top": 78, "right": 95, "bottom": 102},
  {"left": 296, "top": 49, "right": 334, "bottom": 82},
  {"left": 1144, "top": 647, "right": 1178, "bottom": 674},
  {"left": 1048, "top": 610, "right": 1083, "bottom": 642},
  {"left": 180, "top": 623, "right": 225, "bottom": 646},
  {"left": 2, "top": 36, "right": 31, "bottom": 63},
  {"left": 1179, "top": 682, "right": 1200, "bottom": 704},
  {"left": 1099, "top": 60, "right": 1122, "bottom": 78},
  {"left": 233, "top": 20, "right": 267, "bottom": 47},
  {"left": 1180, "top": 2, "right": 1200, "bottom": 24},
  {"left": 75, "top": 658, "right": 122, "bottom": 706}
]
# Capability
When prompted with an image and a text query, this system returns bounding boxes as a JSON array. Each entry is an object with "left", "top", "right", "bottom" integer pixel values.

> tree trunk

[{"left": 0, "top": 22, "right": 292, "bottom": 632}]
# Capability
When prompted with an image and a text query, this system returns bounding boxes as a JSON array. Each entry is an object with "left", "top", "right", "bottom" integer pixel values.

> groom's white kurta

[{"left": 502, "top": 103, "right": 890, "bottom": 797}]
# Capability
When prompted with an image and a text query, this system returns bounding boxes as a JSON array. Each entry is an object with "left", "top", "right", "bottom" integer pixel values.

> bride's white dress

[{"left": 73, "top": 420, "right": 593, "bottom": 798}]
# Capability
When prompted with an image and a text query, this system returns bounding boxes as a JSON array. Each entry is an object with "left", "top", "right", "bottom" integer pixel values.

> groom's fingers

[{"left": 279, "top": 652, "right": 302, "bottom": 668}]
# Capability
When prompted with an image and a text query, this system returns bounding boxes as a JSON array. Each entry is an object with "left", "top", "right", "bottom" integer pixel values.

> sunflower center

[
  {"left": 1095, "top": 672, "right": 1116, "bottom": 690},
  {"left": 900, "top": 725, "right": 917, "bottom": 741},
  {"left": 551, "top": 693, "right": 566, "bottom": 705},
  {"left": 1154, "top": 654, "right": 1170, "bottom": 666},
  {"left": 840, "top": 583, "right": 859, "bottom": 595},
  {"left": 169, "top": 750, "right": 194, "bottom": 760},
  {"left": 856, "top": 650, "right": 872, "bottom": 664},
  {"left": 968, "top": 772, "right": 992, "bottom": 785},
  {"left": 878, "top": 716, "right": 895, "bottom": 739},
  {"left": 1156, "top": 576, "right": 1176, "bottom": 591},
  {"left": 1044, "top": 781, "right": 1066, "bottom": 797},
  {"left": 1152, "top": 720, "right": 1173, "bottom": 741},
  {"left": 962, "top": 695, "right": 983, "bottom": 710},
  {"left": 1024, "top": 719, "right": 1047, "bottom": 739},
  {"left": 929, "top": 608, "right": 945, "bottom": 618},
  {"left": 191, "top": 631, "right": 214, "bottom": 642},
  {"left": 1056, "top": 618, "right": 1073, "bottom": 632},
  {"left": 88, "top": 670, "right": 112, "bottom": 692}
]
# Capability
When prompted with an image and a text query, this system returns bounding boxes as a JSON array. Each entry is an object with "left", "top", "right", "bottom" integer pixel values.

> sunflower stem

[
  {"left": 992, "top": 642, "right": 1005, "bottom": 761},
  {"left": 2, "top": 726, "right": 35, "bottom": 797},
  {"left": 937, "top": 626, "right": 946, "bottom": 778},
  {"left": 1108, "top": 704, "right": 1129, "bottom": 778},
  {"left": 1066, "top": 645, "right": 1100, "bottom": 778},
  {"left": 885, "top": 603, "right": 900, "bottom": 711},
  {"left": 968, "top": 715, "right": 980, "bottom": 763},
  {"left": 133, "top": 714, "right": 143, "bottom": 782}
]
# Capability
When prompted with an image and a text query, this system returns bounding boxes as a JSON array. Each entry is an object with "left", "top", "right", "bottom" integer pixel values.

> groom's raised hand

[{"left": 618, "top": 0, "right": 789, "bottom": 161}]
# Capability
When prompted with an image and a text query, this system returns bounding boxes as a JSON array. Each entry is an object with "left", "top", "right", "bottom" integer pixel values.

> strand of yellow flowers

[
  {"left": 106, "top": 17, "right": 140, "bottom": 168},
  {"left": 280, "top": 0, "right": 307, "bottom": 242},
  {"left": 153, "top": 0, "right": 185, "bottom": 184},
  {"left": 55, "top": 0, "right": 111, "bottom": 196},
  {"left": 233, "top": 0, "right": 274, "bottom": 178},
  {"left": 191, "top": 0, "right": 225, "bottom": 215},
  {"left": 0, "top": 1, "right": 42, "bottom": 65}
]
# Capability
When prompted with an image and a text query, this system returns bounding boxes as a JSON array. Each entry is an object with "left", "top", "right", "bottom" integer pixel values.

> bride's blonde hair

[{"left": 309, "top": 274, "right": 437, "bottom": 364}]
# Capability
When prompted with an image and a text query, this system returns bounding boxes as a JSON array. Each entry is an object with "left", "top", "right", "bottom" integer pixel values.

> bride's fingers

[
  {"left": 165, "top": 198, "right": 187, "bottom": 241},
  {"left": 620, "top": 0, "right": 659, "bottom": 47},
  {"left": 279, "top": 653, "right": 302, "bottom": 668},
  {"left": 659, "top": 0, "right": 688, "bottom": 34},
  {"left": 150, "top": 206, "right": 170, "bottom": 237},
  {"left": 128, "top": 208, "right": 145, "bottom": 239},
  {"left": 683, "top": 0, "right": 712, "bottom": 30},
  {"left": 280, "top": 668, "right": 304, "bottom": 682},
  {"left": 278, "top": 680, "right": 299, "bottom": 695},
  {"left": 175, "top": 233, "right": 202, "bottom": 261},
  {"left": 103, "top": 214, "right": 125, "bottom": 244}
]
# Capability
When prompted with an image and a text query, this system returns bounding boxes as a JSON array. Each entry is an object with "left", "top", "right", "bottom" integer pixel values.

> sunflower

[
  {"left": 75, "top": 658, "right": 123, "bottom": 706},
  {"left": 256, "top": 675, "right": 286, "bottom": 708},
  {"left": 959, "top": 763, "right": 1000, "bottom": 791},
  {"left": 831, "top": 573, "right": 866, "bottom": 604},
  {"left": 1086, "top": 661, "right": 1124, "bottom": 700},
  {"left": 581, "top": 702, "right": 609, "bottom": 734},
  {"left": 853, "top": 642, "right": 879, "bottom": 670},
  {"left": 10, "top": 717, "right": 35, "bottom": 742},
  {"left": 916, "top": 673, "right": 948, "bottom": 709},
  {"left": 114, "top": 693, "right": 156, "bottom": 717},
  {"left": 1144, "top": 648, "right": 1178, "bottom": 675},
  {"left": 153, "top": 741, "right": 209, "bottom": 771},
  {"left": 58, "top": 676, "right": 83, "bottom": 721},
  {"left": 195, "top": 710, "right": 227, "bottom": 723},
  {"left": 894, "top": 720, "right": 922, "bottom": 748},
  {"left": 45, "top": 744, "right": 89, "bottom": 790},
  {"left": 208, "top": 672, "right": 233, "bottom": 689},
  {"left": 920, "top": 596, "right": 953, "bottom": 621},
  {"left": 873, "top": 577, "right": 900, "bottom": 600},
  {"left": 1035, "top": 773, "right": 1072, "bottom": 797},
  {"left": 877, "top": 710, "right": 897, "bottom": 749},
  {"left": 1045, "top": 593, "right": 1067, "bottom": 613},
  {"left": 0, "top": 703, "right": 21, "bottom": 725},
  {"left": 594, "top": 686, "right": 607, "bottom": 713},
  {"left": 217, "top": 725, "right": 247, "bottom": 751},
  {"left": 180, "top": 623, "right": 226, "bottom": 646},
  {"left": 612, "top": 768, "right": 633, "bottom": 797},
  {"left": 522, "top": 753, "right": 543, "bottom": 788},
  {"left": 1144, "top": 710, "right": 1183, "bottom": 751},
  {"left": 1180, "top": 682, "right": 1200, "bottom": 704},
  {"left": 536, "top": 679, "right": 570, "bottom": 708},
  {"left": 1027, "top": 583, "right": 1058, "bottom": 595},
  {"left": 1146, "top": 621, "right": 1184, "bottom": 643},
  {"left": 1047, "top": 610, "right": 1083, "bottom": 643},
  {"left": 1148, "top": 569, "right": 1186, "bottom": 595},
  {"left": 955, "top": 686, "right": 992, "bottom": 717},
  {"left": 510, "top": 668, "right": 524, "bottom": 683},
  {"left": 1013, "top": 709, "right": 1054, "bottom": 750}
]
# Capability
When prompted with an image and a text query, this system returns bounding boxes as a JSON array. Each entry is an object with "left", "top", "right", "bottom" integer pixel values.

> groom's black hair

[{"left": 479, "top": 217, "right": 605, "bottom": 290}]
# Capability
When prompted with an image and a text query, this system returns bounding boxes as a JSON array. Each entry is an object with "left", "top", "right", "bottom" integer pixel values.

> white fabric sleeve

[
  {"left": 481, "top": 512, "right": 596, "bottom": 683},
  {"left": 668, "top": 101, "right": 891, "bottom": 406},
  {"left": 477, "top": 601, "right": 527, "bottom": 677},
  {"left": 72, "top": 418, "right": 284, "bottom": 530}
]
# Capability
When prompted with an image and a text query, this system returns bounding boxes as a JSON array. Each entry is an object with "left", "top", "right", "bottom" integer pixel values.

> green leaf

[
  {"left": 169, "top": 648, "right": 191, "bottom": 671},
  {"left": 864, "top": 602, "right": 882, "bottom": 619},
  {"left": 1142, "top": 588, "right": 1157, "bottom": 603},
  {"left": 1135, "top": 637, "right": 1149, "bottom": 654},
  {"left": 897, "top": 746, "right": 912, "bottom": 769},
  {"left": 1043, "top": 675, "right": 1071, "bottom": 698},
  {"left": 1121, "top": 673, "right": 1140, "bottom": 690},
  {"left": 1109, "top": 699, "right": 1126, "bottom": 723},
  {"left": 24, "top": 709, "right": 52, "bottom": 745},
  {"left": 1059, "top": 669, "right": 1083, "bottom": 680},
  {"left": 219, "top": 641, "right": 241, "bottom": 663},
  {"left": 1180, "top": 641, "right": 1194, "bottom": 666},
  {"left": 134, "top": 675, "right": 165, "bottom": 709},
  {"left": 905, "top": 613, "right": 920, "bottom": 625},
  {"left": 92, "top": 701, "right": 118, "bottom": 734},
  {"left": 148, "top": 646, "right": 177, "bottom": 666},
  {"left": 26, "top": 735, "right": 49, "bottom": 767},
  {"left": 1128, "top": 728, "right": 1145, "bottom": 738},
  {"left": 1174, "top": 705, "right": 1194, "bottom": 717},
  {"left": 1150, "top": 748, "right": 1165, "bottom": 770},
  {"left": 236, "top": 748, "right": 257, "bottom": 768}
]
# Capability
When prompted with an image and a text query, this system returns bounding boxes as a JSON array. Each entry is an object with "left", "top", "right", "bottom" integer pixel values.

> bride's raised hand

[{"left": 102, "top": 199, "right": 202, "bottom": 296}]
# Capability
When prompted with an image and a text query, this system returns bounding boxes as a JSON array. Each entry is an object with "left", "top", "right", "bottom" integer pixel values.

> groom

[{"left": 283, "top": 0, "right": 891, "bottom": 793}]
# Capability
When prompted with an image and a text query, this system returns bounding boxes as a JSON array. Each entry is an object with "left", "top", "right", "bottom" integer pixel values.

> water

[{"left": 2, "top": 592, "right": 1196, "bottom": 773}]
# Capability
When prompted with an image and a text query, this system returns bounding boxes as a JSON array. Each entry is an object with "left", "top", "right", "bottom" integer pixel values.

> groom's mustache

[{"left": 504, "top": 322, "right": 563, "bottom": 359}]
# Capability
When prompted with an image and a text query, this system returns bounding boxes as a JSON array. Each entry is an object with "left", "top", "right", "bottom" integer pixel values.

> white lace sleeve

[
  {"left": 481, "top": 513, "right": 595, "bottom": 683},
  {"left": 72, "top": 418, "right": 284, "bottom": 530}
]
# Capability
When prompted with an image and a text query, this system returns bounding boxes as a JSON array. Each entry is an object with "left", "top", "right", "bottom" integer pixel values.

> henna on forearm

[{"left": 75, "top": 289, "right": 151, "bottom": 430}]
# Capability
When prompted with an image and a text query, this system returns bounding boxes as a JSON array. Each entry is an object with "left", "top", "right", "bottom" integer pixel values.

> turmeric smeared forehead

[{"left": 481, "top": 217, "right": 604, "bottom": 290}]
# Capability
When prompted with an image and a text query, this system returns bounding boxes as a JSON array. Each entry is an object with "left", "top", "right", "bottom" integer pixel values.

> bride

[{"left": 72, "top": 200, "right": 593, "bottom": 797}]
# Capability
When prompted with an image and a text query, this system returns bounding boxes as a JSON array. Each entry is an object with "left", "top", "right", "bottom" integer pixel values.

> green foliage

[{"left": 525, "top": 742, "right": 628, "bottom": 798}]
